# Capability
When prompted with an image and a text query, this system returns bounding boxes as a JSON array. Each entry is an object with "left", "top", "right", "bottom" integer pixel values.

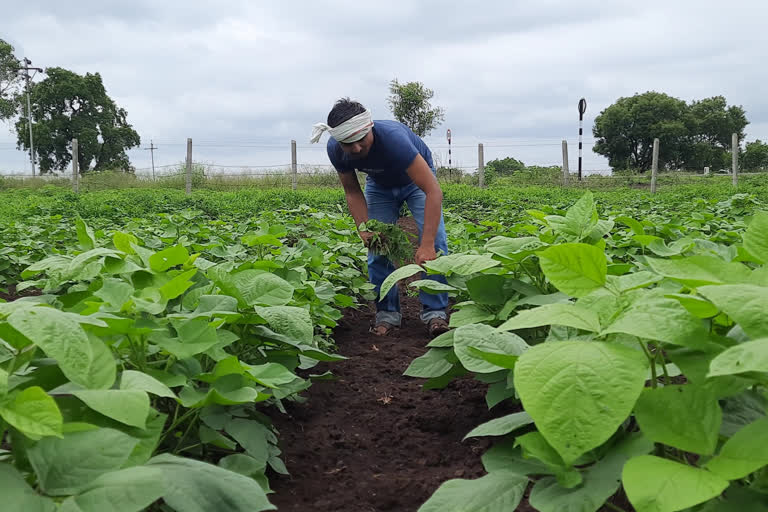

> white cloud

[{"left": 1, "top": 0, "right": 767, "bottom": 173}]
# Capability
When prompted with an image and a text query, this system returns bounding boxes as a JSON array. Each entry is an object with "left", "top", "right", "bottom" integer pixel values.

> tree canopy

[
  {"left": 386, "top": 79, "right": 445, "bottom": 137},
  {"left": 15, "top": 67, "right": 140, "bottom": 173},
  {"left": 593, "top": 92, "right": 748, "bottom": 172}
]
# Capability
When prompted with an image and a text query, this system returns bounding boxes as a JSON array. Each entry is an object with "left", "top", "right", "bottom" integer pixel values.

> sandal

[
  {"left": 428, "top": 317, "right": 450, "bottom": 337},
  {"left": 370, "top": 321, "right": 396, "bottom": 336}
]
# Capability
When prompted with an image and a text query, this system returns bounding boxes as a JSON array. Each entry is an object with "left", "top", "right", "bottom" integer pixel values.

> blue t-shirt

[{"left": 327, "top": 120, "right": 434, "bottom": 187}]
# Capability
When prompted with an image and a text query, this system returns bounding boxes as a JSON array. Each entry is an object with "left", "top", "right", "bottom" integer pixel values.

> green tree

[
  {"left": 743, "top": 140, "right": 768, "bottom": 171},
  {"left": 486, "top": 156, "right": 526, "bottom": 176},
  {"left": 0, "top": 38, "right": 21, "bottom": 121},
  {"left": 593, "top": 92, "right": 749, "bottom": 172},
  {"left": 15, "top": 67, "right": 140, "bottom": 173},
  {"left": 593, "top": 92, "right": 688, "bottom": 171},
  {"left": 386, "top": 79, "right": 445, "bottom": 137},
  {"left": 682, "top": 96, "right": 748, "bottom": 170}
]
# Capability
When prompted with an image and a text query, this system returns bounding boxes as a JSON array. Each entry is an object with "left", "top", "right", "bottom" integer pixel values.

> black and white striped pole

[
  {"left": 446, "top": 128, "right": 452, "bottom": 166},
  {"left": 578, "top": 98, "right": 587, "bottom": 181}
]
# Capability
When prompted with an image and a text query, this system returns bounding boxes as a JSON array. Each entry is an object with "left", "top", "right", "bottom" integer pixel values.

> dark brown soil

[
  {"left": 268, "top": 296, "right": 526, "bottom": 512},
  {"left": 0, "top": 284, "right": 41, "bottom": 302}
]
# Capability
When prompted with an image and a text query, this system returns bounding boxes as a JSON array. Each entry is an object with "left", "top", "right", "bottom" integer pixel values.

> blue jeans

[{"left": 364, "top": 177, "right": 449, "bottom": 326}]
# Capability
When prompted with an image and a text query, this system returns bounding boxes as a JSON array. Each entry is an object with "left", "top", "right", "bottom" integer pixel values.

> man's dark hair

[{"left": 327, "top": 97, "right": 366, "bottom": 128}]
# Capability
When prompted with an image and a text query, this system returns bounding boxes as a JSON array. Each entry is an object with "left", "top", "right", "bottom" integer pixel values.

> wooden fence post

[
  {"left": 291, "top": 140, "right": 297, "bottom": 190},
  {"left": 72, "top": 138, "right": 79, "bottom": 194},
  {"left": 478, "top": 143, "right": 485, "bottom": 188},
  {"left": 185, "top": 138, "right": 192, "bottom": 195},
  {"left": 650, "top": 138, "right": 660, "bottom": 194},
  {"left": 561, "top": 140, "right": 569, "bottom": 186}
]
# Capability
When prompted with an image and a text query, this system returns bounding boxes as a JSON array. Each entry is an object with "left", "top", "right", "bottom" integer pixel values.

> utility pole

[
  {"left": 144, "top": 139, "right": 157, "bottom": 179},
  {"left": 19, "top": 58, "right": 43, "bottom": 177}
]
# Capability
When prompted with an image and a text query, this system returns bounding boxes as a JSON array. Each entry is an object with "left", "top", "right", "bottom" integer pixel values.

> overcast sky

[{"left": 1, "top": 0, "right": 767, "bottom": 175}]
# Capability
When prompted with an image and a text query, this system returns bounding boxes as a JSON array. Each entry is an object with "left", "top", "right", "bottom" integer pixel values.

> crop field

[{"left": 1, "top": 182, "right": 768, "bottom": 511}]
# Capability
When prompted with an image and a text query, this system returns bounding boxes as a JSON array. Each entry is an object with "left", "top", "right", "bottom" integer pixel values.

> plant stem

[
  {"left": 604, "top": 502, "right": 628, "bottom": 512},
  {"left": 637, "top": 340, "right": 658, "bottom": 388},
  {"left": 173, "top": 411, "right": 199, "bottom": 454}
]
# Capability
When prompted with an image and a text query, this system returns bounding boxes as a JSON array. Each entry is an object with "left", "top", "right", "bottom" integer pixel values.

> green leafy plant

[
  {"left": 358, "top": 219, "right": 417, "bottom": 266},
  {"left": 390, "top": 191, "right": 768, "bottom": 512}
]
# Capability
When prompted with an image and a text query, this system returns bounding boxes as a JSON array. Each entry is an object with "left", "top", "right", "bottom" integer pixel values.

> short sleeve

[
  {"left": 385, "top": 129, "right": 419, "bottom": 171},
  {"left": 327, "top": 139, "right": 353, "bottom": 173}
]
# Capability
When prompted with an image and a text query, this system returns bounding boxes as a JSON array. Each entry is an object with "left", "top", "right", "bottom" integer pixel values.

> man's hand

[
  {"left": 415, "top": 244, "right": 437, "bottom": 265},
  {"left": 359, "top": 231, "right": 374, "bottom": 247}
]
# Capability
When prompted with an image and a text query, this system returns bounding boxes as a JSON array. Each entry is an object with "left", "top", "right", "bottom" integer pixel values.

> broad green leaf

[
  {"left": 67, "top": 248, "right": 120, "bottom": 277},
  {"left": 486, "top": 380, "right": 517, "bottom": 408},
  {"left": 705, "top": 417, "right": 768, "bottom": 480},
  {"left": 742, "top": 211, "right": 768, "bottom": 264},
  {"left": 545, "top": 191, "right": 598, "bottom": 241},
  {"left": 602, "top": 293, "right": 708, "bottom": 348},
  {"left": 698, "top": 285, "right": 768, "bottom": 339},
  {"left": 481, "top": 439, "right": 554, "bottom": 475},
  {"left": 646, "top": 255, "right": 752, "bottom": 287},
  {"left": 0, "top": 367, "right": 6, "bottom": 395},
  {"left": 466, "top": 275, "right": 516, "bottom": 305},
  {"left": 234, "top": 271, "right": 294, "bottom": 306},
  {"left": 424, "top": 254, "right": 501, "bottom": 276},
  {"left": 454, "top": 324, "right": 529, "bottom": 373},
  {"left": 665, "top": 293, "right": 719, "bottom": 318},
  {"left": 63, "top": 466, "right": 166, "bottom": 512},
  {"left": 468, "top": 348, "right": 519, "bottom": 370},
  {"left": 514, "top": 341, "right": 647, "bottom": 464},
  {"left": 709, "top": 338, "right": 768, "bottom": 377},
  {"left": 94, "top": 278, "right": 133, "bottom": 310},
  {"left": 718, "top": 390, "right": 767, "bottom": 437},
  {"left": 158, "top": 269, "right": 197, "bottom": 301},
  {"left": 404, "top": 348, "right": 454, "bottom": 378},
  {"left": 608, "top": 271, "right": 663, "bottom": 293},
  {"left": 246, "top": 363, "right": 297, "bottom": 388},
  {"left": 0, "top": 386, "right": 63, "bottom": 440},
  {"left": 123, "top": 411, "right": 167, "bottom": 468},
  {"left": 113, "top": 232, "right": 138, "bottom": 254},
  {"left": 449, "top": 305, "right": 495, "bottom": 328},
  {"left": 151, "top": 320, "right": 219, "bottom": 358},
  {"left": 75, "top": 217, "right": 96, "bottom": 251},
  {"left": 254, "top": 306, "right": 313, "bottom": 344},
  {"left": 485, "top": 236, "right": 543, "bottom": 258},
  {"left": 408, "top": 279, "right": 459, "bottom": 293},
  {"left": 427, "top": 329, "right": 455, "bottom": 348},
  {"left": 70, "top": 389, "right": 150, "bottom": 429},
  {"left": 623, "top": 455, "right": 728, "bottom": 512},
  {"left": 537, "top": 243, "right": 607, "bottom": 298},
  {"left": 120, "top": 370, "right": 176, "bottom": 398},
  {"left": 464, "top": 412, "right": 533, "bottom": 440},
  {"left": 498, "top": 303, "right": 601, "bottom": 333},
  {"left": 616, "top": 215, "right": 645, "bottom": 236},
  {"left": 577, "top": 288, "right": 622, "bottom": 329},
  {"left": 200, "top": 424, "right": 237, "bottom": 450},
  {"left": 634, "top": 385, "right": 721, "bottom": 455},
  {"left": 0, "top": 463, "right": 56, "bottom": 512},
  {"left": 225, "top": 419, "right": 271, "bottom": 465},
  {"left": 27, "top": 428, "right": 139, "bottom": 495},
  {"left": 417, "top": 471, "right": 528, "bottom": 512},
  {"left": 147, "top": 454, "right": 275, "bottom": 512},
  {"left": 515, "top": 432, "right": 570, "bottom": 471},
  {"left": 149, "top": 244, "right": 189, "bottom": 272},
  {"left": 529, "top": 433, "right": 654, "bottom": 512},
  {"left": 379, "top": 264, "right": 423, "bottom": 299},
  {"left": 7, "top": 307, "right": 115, "bottom": 389}
]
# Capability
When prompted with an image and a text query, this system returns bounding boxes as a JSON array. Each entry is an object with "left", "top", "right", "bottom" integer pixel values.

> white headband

[{"left": 310, "top": 109, "right": 374, "bottom": 144}]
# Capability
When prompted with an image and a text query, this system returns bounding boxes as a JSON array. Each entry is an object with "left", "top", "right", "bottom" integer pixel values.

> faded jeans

[{"left": 364, "top": 177, "right": 449, "bottom": 326}]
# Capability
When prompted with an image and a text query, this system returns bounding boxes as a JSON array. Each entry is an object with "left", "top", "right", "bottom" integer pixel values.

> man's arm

[
  {"left": 337, "top": 171, "right": 373, "bottom": 245},
  {"left": 406, "top": 155, "right": 444, "bottom": 265}
]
